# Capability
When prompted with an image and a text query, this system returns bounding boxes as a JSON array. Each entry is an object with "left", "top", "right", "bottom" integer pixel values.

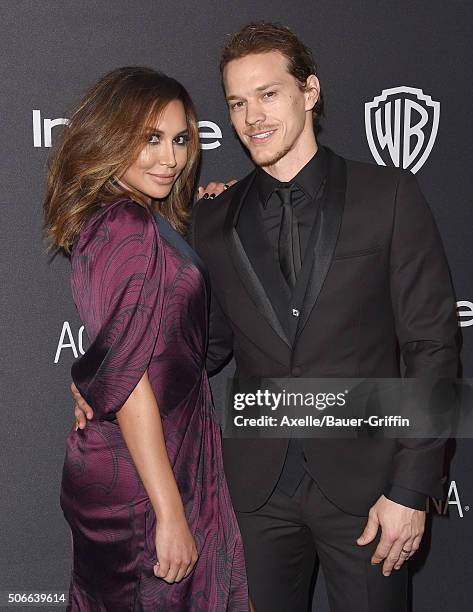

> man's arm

[
  {"left": 190, "top": 198, "right": 234, "bottom": 376},
  {"left": 357, "top": 169, "right": 459, "bottom": 575},
  {"left": 387, "top": 169, "right": 459, "bottom": 501},
  {"left": 383, "top": 485, "right": 426, "bottom": 511},
  {"left": 206, "top": 290, "right": 234, "bottom": 375}
]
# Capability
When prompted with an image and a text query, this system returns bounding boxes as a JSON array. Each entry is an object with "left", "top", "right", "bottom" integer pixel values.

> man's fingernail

[{"left": 87, "top": 413, "right": 92, "bottom": 419}]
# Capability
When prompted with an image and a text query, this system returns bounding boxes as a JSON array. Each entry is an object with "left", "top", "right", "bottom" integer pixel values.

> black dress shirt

[{"left": 256, "top": 146, "right": 327, "bottom": 269}]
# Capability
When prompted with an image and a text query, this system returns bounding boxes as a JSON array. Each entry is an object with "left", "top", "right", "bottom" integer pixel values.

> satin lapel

[
  {"left": 223, "top": 172, "right": 291, "bottom": 347},
  {"left": 296, "top": 150, "right": 347, "bottom": 338}
]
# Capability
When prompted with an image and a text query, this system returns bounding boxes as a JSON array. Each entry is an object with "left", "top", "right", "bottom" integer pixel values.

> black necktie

[{"left": 274, "top": 186, "right": 301, "bottom": 288}]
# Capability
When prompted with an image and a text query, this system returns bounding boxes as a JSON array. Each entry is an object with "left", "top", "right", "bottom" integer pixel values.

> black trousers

[{"left": 235, "top": 471, "right": 408, "bottom": 612}]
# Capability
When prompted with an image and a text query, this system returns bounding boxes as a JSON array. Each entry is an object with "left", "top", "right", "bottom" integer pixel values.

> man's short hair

[{"left": 220, "top": 21, "right": 324, "bottom": 129}]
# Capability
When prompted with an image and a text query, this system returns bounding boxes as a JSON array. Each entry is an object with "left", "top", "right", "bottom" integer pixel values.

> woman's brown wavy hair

[{"left": 44, "top": 66, "right": 200, "bottom": 254}]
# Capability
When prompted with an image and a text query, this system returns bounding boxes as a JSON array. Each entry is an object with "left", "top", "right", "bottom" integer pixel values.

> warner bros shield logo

[{"left": 365, "top": 86, "right": 440, "bottom": 174}]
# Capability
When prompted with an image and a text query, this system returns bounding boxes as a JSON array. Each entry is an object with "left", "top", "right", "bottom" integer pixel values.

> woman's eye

[
  {"left": 263, "top": 91, "right": 276, "bottom": 99},
  {"left": 148, "top": 133, "right": 160, "bottom": 144},
  {"left": 174, "top": 134, "right": 190, "bottom": 146}
]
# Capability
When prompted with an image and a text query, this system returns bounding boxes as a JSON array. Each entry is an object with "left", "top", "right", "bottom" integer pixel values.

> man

[{"left": 74, "top": 22, "right": 458, "bottom": 612}]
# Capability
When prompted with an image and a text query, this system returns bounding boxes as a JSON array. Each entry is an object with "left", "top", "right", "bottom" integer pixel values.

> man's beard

[{"left": 252, "top": 142, "right": 292, "bottom": 168}]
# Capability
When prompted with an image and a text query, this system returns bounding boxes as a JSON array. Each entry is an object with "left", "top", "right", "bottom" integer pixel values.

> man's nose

[{"left": 245, "top": 101, "right": 265, "bottom": 126}]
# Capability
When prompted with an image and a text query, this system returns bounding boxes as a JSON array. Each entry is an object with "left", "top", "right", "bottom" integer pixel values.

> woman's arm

[{"left": 116, "top": 369, "right": 198, "bottom": 584}]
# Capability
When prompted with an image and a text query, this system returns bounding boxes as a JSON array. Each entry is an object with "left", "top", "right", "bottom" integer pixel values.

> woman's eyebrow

[{"left": 146, "top": 127, "right": 189, "bottom": 136}]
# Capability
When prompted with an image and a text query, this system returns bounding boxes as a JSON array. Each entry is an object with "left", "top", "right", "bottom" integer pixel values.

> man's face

[{"left": 223, "top": 51, "right": 318, "bottom": 169}]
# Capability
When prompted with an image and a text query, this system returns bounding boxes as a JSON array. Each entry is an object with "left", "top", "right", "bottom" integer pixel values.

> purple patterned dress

[{"left": 60, "top": 198, "right": 248, "bottom": 611}]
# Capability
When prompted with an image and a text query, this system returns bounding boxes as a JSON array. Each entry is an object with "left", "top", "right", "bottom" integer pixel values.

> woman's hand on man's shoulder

[{"left": 196, "top": 179, "right": 238, "bottom": 201}]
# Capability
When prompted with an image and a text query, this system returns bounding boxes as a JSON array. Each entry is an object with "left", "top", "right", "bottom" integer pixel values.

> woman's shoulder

[
  {"left": 89, "top": 197, "right": 152, "bottom": 228},
  {"left": 74, "top": 198, "right": 155, "bottom": 254}
]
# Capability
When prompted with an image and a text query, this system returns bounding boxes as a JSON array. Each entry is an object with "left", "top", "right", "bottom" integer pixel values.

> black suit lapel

[
  {"left": 223, "top": 172, "right": 291, "bottom": 347},
  {"left": 296, "top": 149, "right": 347, "bottom": 338}
]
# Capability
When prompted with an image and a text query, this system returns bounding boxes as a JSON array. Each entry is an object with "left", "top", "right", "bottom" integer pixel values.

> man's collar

[{"left": 257, "top": 145, "right": 328, "bottom": 208}]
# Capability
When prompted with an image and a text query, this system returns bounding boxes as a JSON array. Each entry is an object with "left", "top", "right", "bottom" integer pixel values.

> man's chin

[{"left": 250, "top": 146, "right": 290, "bottom": 168}]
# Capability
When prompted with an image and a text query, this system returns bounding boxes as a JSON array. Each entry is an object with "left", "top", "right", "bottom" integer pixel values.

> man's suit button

[{"left": 292, "top": 366, "right": 301, "bottom": 376}]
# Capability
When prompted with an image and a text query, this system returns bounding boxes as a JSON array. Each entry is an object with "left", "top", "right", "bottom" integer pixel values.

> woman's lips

[{"left": 148, "top": 173, "right": 176, "bottom": 185}]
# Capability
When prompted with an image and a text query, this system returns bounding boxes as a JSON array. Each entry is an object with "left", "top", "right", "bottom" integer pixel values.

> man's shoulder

[
  {"left": 338, "top": 153, "right": 416, "bottom": 203},
  {"left": 344, "top": 154, "right": 405, "bottom": 185},
  {"left": 324, "top": 148, "right": 422, "bottom": 216}
]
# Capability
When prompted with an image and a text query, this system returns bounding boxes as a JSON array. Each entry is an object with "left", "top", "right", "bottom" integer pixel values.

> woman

[{"left": 44, "top": 66, "right": 249, "bottom": 611}]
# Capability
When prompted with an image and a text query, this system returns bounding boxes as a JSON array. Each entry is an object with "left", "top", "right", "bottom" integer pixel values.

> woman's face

[{"left": 118, "top": 99, "right": 189, "bottom": 202}]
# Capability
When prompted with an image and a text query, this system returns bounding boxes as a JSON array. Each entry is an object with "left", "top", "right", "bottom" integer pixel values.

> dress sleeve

[{"left": 70, "top": 200, "right": 165, "bottom": 420}]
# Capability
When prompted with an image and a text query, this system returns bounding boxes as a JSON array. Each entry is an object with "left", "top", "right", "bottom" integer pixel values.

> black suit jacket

[{"left": 191, "top": 148, "right": 459, "bottom": 515}]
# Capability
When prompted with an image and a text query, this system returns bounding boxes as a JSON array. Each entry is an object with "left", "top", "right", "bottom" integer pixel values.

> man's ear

[{"left": 304, "top": 74, "right": 320, "bottom": 112}]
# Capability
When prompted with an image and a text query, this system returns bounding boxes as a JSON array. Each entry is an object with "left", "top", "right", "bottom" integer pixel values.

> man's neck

[{"left": 261, "top": 133, "right": 318, "bottom": 183}]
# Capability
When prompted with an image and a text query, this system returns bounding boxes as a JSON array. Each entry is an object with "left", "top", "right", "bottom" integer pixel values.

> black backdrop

[{"left": 0, "top": 2, "right": 471, "bottom": 610}]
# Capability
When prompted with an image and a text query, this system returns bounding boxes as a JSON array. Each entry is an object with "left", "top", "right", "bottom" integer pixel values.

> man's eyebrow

[
  {"left": 255, "top": 81, "right": 282, "bottom": 91},
  {"left": 226, "top": 82, "right": 282, "bottom": 101}
]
